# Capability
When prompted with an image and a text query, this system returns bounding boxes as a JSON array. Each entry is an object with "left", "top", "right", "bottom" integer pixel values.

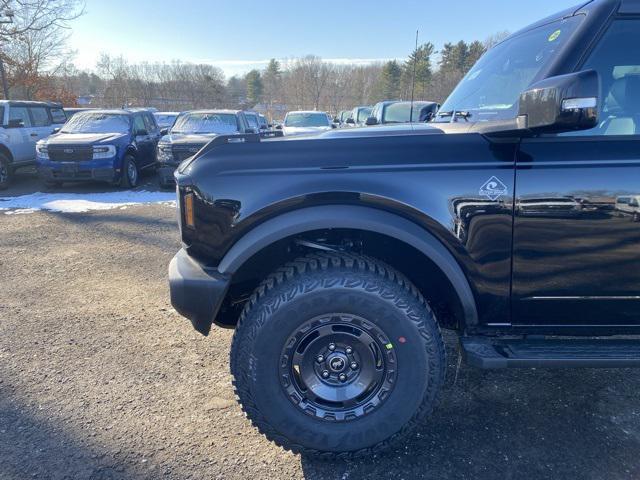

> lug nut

[
  {"left": 345, "top": 347, "right": 353, "bottom": 354},
  {"left": 338, "top": 373, "right": 347, "bottom": 382},
  {"left": 350, "top": 362, "right": 358, "bottom": 370},
  {"left": 321, "top": 370, "right": 330, "bottom": 379},
  {"left": 316, "top": 355, "right": 324, "bottom": 363},
  {"left": 328, "top": 343, "right": 336, "bottom": 351}
]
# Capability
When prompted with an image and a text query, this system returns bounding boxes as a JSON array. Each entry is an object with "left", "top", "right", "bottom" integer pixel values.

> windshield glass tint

[
  {"left": 285, "top": 113, "right": 330, "bottom": 127},
  {"left": 62, "top": 112, "right": 130, "bottom": 133},
  {"left": 357, "top": 107, "right": 372, "bottom": 123},
  {"left": 172, "top": 113, "right": 239, "bottom": 134},
  {"left": 438, "top": 16, "right": 582, "bottom": 122}
]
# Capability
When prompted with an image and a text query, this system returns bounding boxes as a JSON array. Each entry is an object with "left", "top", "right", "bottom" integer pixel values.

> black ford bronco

[{"left": 169, "top": 0, "right": 640, "bottom": 458}]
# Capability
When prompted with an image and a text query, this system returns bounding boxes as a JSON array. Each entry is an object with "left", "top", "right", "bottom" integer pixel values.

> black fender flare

[{"left": 217, "top": 205, "right": 478, "bottom": 326}]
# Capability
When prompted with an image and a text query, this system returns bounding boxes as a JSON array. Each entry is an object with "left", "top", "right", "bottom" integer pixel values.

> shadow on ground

[{"left": 0, "top": 393, "right": 141, "bottom": 480}]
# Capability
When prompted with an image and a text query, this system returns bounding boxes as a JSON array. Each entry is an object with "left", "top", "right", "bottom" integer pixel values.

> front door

[
  {"left": 512, "top": 18, "right": 640, "bottom": 328},
  {"left": 133, "top": 114, "right": 154, "bottom": 166}
]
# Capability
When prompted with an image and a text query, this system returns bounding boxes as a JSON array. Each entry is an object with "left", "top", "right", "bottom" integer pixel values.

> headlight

[
  {"left": 36, "top": 143, "right": 49, "bottom": 160},
  {"left": 92, "top": 145, "right": 116, "bottom": 159},
  {"left": 157, "top": 143, "right": 173, "bottom": 162}
]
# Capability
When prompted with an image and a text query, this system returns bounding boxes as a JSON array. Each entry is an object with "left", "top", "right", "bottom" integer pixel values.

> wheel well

[
  {"left": 0, "top": 144, "right": 13, "bottom": 163},
  {"left": 215, "top": 228, "right": 466, "bottom": 331}
]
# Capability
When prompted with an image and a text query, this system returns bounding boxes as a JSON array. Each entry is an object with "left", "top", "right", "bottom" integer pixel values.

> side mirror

[
  {"left": 160, "top": 128, "right": 169, "bottom": 136},
  {"left": 268, "top": 124, "right": 273, "bottom": 128},
  {"left": 52, "top": 127, "right": 61, "bottom": 134},
  {"left": 7, "top": 119, "right": 24, "bottom": 128},
  {"left": 346, "top": 118, "right": 355, "bottom": 124},
  {"left": 331, "top": 124, "right": 337, "bottom": 129},
  {"left": 136, "top": 129, "right": 149, "bottom": 137},
  {"left": 517, "top": 69, "right": 599, "bottom": 133},
  {"left": 275, "top": 124, "right": 283, "bottom": 130},
  {"left": 245, "top": 128, "right": 256, "bottom": 134},
  {"left": 365, "top": 116, "right": 378, "bottom": 126}
]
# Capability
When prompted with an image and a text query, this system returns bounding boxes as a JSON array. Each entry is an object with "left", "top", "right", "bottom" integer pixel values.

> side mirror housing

[
  {"left": 365, "top": 116, "right": 378, "bottom": 126},
  {"left": 160, "top": 127, "right": 169, "bottom": 136},
  {"left": 52, "top": 127, "right": 61, "bottom": 134},
  {"left": 346, "top": 118, "right": 355, "bottom": 124},
  {"left": 7, "top": 119, "right": 24, "bottom": 129},
  {"left": 275, "top": 124, "right": 283, "bottom": 130},
  {"left": 517, "top": 70, "right": 599, "bottom": 134}
]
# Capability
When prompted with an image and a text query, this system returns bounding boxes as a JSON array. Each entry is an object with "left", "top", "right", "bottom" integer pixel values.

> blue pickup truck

[{"left": 37, "top": 108, "right": 160, "bottom": 188}]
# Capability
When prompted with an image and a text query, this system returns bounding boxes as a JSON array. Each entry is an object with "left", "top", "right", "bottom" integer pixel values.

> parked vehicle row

[{"left": 0, "top": 103, "right": 284, "bottom": 190}]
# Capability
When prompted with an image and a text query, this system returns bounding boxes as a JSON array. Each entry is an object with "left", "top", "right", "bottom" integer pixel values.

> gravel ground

[{"left": 1, "top": 173, "right": 640, "bottom": 479}]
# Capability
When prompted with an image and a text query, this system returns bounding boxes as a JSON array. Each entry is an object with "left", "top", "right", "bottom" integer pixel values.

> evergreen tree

[
  {"left": 245, "top": 69, "right": 263, "bottom": 106},
  {"left": 375, "top": 60, "right": 402, "bottom": 101},
  {"left": 402, "top": 42, "right": 434, "bottom": 100}
]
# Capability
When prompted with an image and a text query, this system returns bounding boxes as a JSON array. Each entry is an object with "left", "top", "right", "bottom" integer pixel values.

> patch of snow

[{"left": 0, "top": 190, "right": 176, "bottom": 214}]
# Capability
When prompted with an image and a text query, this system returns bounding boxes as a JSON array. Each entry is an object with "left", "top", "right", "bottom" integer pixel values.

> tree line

[{"left": 0, "top": 0, "right": 509, "bottom": 120}]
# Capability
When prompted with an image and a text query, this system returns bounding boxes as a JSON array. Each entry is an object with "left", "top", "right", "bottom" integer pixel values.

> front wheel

[
  {"left": 120, "top": 155, "right": 138, "bottom": 189},
  {"left": 0, "top": 154, "right": 11, "bottom": 190},
  {"left": 230, "top": 253, "right": 446, "bottom": 459}
]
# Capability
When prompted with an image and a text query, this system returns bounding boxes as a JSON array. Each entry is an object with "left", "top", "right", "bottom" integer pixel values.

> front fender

[{"left": 217, "top": 205, "right": 479, "bottom": 327}]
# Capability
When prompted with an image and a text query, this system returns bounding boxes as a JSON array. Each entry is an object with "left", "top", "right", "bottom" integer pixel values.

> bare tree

[{"left": 0, "top": 0, "right": 84, "bottom": 99}]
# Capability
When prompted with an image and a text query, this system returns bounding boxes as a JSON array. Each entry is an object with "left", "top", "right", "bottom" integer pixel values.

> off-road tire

[
  {"left": 230, "top": 252, "right": 446, "bottom": 459},
  {"left": 0, "top": 154, "right": 11, "bottom": 190},
  {"left": 120, "top": 155, "right": 138, "bottom": 189}
]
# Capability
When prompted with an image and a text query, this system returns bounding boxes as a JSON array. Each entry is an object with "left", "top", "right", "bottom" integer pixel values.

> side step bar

[{"left": 461, "top": 337, "right": 640, "bottom": 369}]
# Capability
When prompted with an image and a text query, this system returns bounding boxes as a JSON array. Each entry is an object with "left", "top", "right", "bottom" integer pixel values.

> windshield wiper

[{"left": 436, "top": 110, "right": 472, "bottom": 122}]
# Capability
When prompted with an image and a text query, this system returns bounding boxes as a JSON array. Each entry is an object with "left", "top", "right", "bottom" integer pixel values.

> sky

[{"left": 68, "top": 0, "right": 583, "bottom": 78}]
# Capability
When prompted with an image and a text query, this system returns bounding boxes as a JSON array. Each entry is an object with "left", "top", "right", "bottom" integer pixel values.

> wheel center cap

[{"left": 327, "top": 354, "right": 347, "bottom": 372}]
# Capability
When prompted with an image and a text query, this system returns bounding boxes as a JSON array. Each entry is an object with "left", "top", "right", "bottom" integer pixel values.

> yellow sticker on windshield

[{"left": 548, "top": 30, "right": 561, "bottom": 42}]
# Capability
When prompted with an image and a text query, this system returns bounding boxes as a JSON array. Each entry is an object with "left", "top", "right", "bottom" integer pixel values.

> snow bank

[{"left": 0, "top": 190, "right": 176, "bottom": 214}]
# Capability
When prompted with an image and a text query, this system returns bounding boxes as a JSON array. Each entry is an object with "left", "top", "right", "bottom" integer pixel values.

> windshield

[
  {"left": 383, "top": 103, "right": 429, "bottom": 123},
  {"left": 438, "top": 16, "right": 582, "bottom": 122},
  {"left": 172, "top": 113, "right": 239, "bottom": 134},
  {"left": 356, "top": 107, "right": 372, "bottom": 123},
  {"left": 61, "top": 112, "right": 130, "bottom": 134},
  {"left": 285, "top": 112, "right": 330, "bottom": 127}
]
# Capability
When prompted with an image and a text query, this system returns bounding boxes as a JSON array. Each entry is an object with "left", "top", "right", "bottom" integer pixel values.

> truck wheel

[
  {"left": 0, "top": 154, "right": 11, "bottom": 190},
  {"left": 120, "top": 155, "right": 138, "bottom": 189},
  {"left": 230, "top": 252, "right": 445, "bottom": 459}
]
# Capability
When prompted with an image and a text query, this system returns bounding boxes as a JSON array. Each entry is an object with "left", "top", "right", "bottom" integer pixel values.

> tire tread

[{"left": 230, "top": 252, "right": 445, "bottom": 459}]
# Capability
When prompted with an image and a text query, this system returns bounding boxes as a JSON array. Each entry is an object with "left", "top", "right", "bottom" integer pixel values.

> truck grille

[
  {"left": 48, "top": 145, "right": 93, "bottom": 161},
  {"left": 172, "top": 144, "right": 204, "bottom": 162}
]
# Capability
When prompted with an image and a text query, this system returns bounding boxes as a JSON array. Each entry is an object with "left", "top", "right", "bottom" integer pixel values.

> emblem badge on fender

[{"left": 479, "top": 176, "right": 508, "bottom": 201}]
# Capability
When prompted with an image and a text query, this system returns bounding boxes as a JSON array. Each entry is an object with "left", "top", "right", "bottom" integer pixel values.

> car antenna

[{"left": 409, "top": 30, "right": 419, "bottom": 123}]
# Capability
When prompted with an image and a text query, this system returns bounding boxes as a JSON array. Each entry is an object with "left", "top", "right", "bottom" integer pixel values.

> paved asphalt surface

[{"left": 1, "top": 168, "right": 639, "bottom": 479}]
